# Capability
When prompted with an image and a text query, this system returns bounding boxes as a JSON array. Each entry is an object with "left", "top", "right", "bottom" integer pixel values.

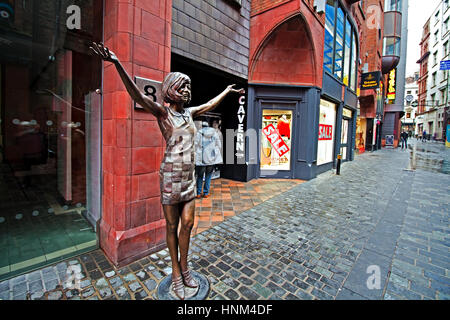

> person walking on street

[
  {"left": 422, "top": 129, "right": 427, "bottom": 142},
  {"left": 195, "top": 121, "right": 223, "bottom": 199},
  {"left": 400, "top": 130, "right": 408, "bottom": 150}
]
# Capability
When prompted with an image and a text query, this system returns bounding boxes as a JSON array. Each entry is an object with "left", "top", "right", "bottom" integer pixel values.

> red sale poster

[
  {"left": 318, "top": 124, "right": 333, "bottom": 140},
  {"left": 262, "top": 124, "right": 290, "bottom": 157}
]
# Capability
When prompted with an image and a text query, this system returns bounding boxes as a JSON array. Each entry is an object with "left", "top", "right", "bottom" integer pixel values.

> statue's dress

[{"left": 158, "top": 106, "right": 197, "bottom": 205}]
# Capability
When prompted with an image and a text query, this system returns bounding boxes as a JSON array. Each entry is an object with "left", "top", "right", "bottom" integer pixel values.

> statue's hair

[{"left": 162, "top": 72, "right": 191, "bottom": 104}]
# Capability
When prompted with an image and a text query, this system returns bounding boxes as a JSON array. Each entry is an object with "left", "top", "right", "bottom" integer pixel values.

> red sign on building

[
  {"left": 319, "top": 124, "right": 333, "bottom": 140},
  {"left": 262, "top": 124, "right": 290, "bottom": 157}
]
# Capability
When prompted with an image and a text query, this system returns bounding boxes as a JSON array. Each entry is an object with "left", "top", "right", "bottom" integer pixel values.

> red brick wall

[
  {"left": 100, "top": 0, "right": 172, "bottom": 267},
  {"left": 417, "top": 20, "right": 430, "bottom": 115},
  {"left": 357, "top": 0, "right": 384, "bottom": 117},
  {"left": 249, "top": 0, "right": 324, "bottom": 87},
  {"left": 251, "top": 0, "right": 292, "bottom": 16},
  {"left": 251, "top": 17, "right": 316, "bottom": 85}
]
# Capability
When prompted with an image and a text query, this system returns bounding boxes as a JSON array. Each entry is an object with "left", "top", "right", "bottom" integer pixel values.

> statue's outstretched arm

[
  {"left": 190, "top": 84, "right": 244, "bottom": 118},
  {"left": 90, "top": 42, "right": 166, "bottom": 118}
]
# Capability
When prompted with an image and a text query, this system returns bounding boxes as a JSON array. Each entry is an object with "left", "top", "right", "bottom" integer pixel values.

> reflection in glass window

[
  {"left": 383, "top": 37, "right": 401, "bottom": 56},
  {"left": 385, "top": 0, "right": 402, "bottom": 11},
  {"left": 324, "top": 0, "right": 336, "bottom": 74},
  {"left": 334, "top": 7, "right": 345, "bottom": 79},
  {"left": 343, "top": 19, "right": 352, "bottom": 86},
  {"left": 322, "top": 1, "right": 359, "bottom": 89},
  {"left": 351, "top": 32, "right": 358, "bottom": 91},
  {"left": 0, "top": 0, "right": 102, "bottom": 282}
]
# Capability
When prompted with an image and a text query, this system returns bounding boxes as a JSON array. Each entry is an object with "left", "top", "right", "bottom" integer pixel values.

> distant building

[
  {"left": 401, "top": 74, "right": 419, "bottom": 135},
  {"left": 416, "top": 0, "right": 449, "bottom": 140},
  {"left": 381, "top": 0, "right": 409, "bottom": 148}
]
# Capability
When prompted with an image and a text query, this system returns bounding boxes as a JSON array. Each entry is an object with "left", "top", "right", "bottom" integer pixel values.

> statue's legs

[
  {"left": 178, "top": 199, "right": 195, "bottom": 273},
  {"left": 162, "top": 200, "right": 196, "bottom": 299},
  {"left": 163, "top": 203, "right": 181, "bottom": 279},
  {"left": 162, "top": 199, "right": 195, "bottom": 279}
]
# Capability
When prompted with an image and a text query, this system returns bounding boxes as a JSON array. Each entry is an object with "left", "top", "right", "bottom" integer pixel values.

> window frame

[{"left": 323, "top": 0, "right": 359, "bottom": 92}]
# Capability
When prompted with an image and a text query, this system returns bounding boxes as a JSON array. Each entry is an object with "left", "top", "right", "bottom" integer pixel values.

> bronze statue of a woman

[{"left": 90, "top": 42, "right": 244, "bottom": 300}]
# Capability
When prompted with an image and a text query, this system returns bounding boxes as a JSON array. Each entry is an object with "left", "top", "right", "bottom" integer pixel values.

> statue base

[{"left": 156, "top": 271, "right": 210, "bottom": 300}]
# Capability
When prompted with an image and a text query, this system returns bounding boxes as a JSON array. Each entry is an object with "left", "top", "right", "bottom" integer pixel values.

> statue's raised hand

[
  {"left": 227, "top": 84, "right": 245, "bottom": 95},
  {"left": 90, "top": 42, "right": 118, "bottom": 64}
]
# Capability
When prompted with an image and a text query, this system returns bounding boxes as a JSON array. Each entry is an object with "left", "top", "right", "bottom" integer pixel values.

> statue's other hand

[
  {"left": 227, "top": 84, "right": 245, "bottom": 95},
  {"left": 89, "top": 42, "right": 118, "bottom": 63}
]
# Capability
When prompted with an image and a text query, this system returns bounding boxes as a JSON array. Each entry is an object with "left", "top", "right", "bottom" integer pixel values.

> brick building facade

[
  {"left": 0, "top": 0, "right": 372, "bottom": 278},
  {"left": 357, "top": 0, "right": 385, "bottom": 152}
]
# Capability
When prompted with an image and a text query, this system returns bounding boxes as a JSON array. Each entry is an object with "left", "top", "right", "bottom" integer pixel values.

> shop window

[
  {"left": 383, "top": 37, "right": 401, "bottom": 56},
  {"left": 334, "top": 7, "right": 345, "bottom": 79},
  {"left": 351, "top": 32, "right": 358, "bottom": 91},
  {"left": 385, "top": 0, "right": 402, "bottom": 11},
  {"left": 261, "top": 110, "right": 293, "bottom": 171},
  {"left": 0, "top": 0, "right": 102, "bottom": 280},
  {"left": 324, "top": 0, "right": 336, "bottom": 74},
  {"left": 323, "top": 1, "right": 359, "bottom": 89},
  {"left": 343, "top": 19, "right": 352, "bottom": 86},
  {"left": 317, "top": 99, "right": 336, "bottom": 166},
  {"left": 355, "top": 118, "right": 366, "bottom": 151}
]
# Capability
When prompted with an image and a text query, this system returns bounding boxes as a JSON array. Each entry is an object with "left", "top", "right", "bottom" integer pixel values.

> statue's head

[{"left": 162, "top": 72, "right": 191, "bottom": 104}]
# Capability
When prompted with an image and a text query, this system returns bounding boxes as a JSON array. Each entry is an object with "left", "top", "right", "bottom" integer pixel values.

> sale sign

[
  {"left": 262, "top": 124, "right": 290, "bottom": 157},
  {"left": 319, "top": 124, "right": 333, "bottom": 140}
]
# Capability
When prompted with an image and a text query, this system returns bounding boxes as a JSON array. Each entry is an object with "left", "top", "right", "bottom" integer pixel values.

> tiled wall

[{"left": 171, "top": 0, "right": 251, "bottom": 79}]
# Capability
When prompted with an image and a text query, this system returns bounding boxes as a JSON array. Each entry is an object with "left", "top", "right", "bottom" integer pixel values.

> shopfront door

[
  {"left": 259, "top": 105, "right": 295, "bottom": 178},
  {"left": 340, "top": 108, "right": 353, "bottom": 161}
]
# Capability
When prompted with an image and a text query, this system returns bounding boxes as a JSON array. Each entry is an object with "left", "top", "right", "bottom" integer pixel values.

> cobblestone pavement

[
  {"left": 193, "top": 178, "right": 304, "bottom": 235},
  {"left": 0, "top": 139, "right": 448, "bottom": 300}
]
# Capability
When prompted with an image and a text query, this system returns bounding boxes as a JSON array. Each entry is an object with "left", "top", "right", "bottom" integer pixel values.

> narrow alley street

[{"left": 0, "top": 139, "right": 448, "bottom": 300}]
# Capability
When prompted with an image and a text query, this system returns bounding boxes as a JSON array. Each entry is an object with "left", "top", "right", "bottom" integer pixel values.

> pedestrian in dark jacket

[
  {"left": 400, "top": 130, "right": 408, "bottom": 150},
  {"left": 195, "top": 121, "right": 223, "bottom": 198}
]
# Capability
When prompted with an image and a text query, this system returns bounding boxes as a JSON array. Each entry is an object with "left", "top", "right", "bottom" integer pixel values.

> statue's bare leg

[
  {"left": 162, "top": 204, "right": 182, "bottom": 280},
  {"left": 178, "top": 199, "right": 195, "bottom": 272},
  {"left": 178, "top": 199, "right": 199, "bottom": 288}
]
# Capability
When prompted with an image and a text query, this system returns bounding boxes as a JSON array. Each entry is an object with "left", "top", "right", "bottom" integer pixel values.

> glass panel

[
  {"left": 383, "top": 37, "right": 401, "bottom": 56},
  {"left": 0, "top": 0, "right": 102, "bottom": 279},
  {"left": 385, "top": 0, "right": 402, "bottom": 11},
  {"left": 324, "top": 0, "right": 336, "bottom": 74},
  {"left": 340, "top": 147, "right": 347, "bottom": 160},
  {"left": 341, "top": 119, "right": 349, "bottom": 144},
  {"left": 343, "top": 19, "right": 352, "bottom": 86},
  {"left": 261, "top": 110, "right": 293, "bottom": 171},
  {"left": 317, "top": 99, "right": 337, "bottom": 166},
  {"left": 351, "top": 32, "right": 358, "bottom": 91},
  {"left": 334, "top": 7, "right": 345, "bottom": 79}
]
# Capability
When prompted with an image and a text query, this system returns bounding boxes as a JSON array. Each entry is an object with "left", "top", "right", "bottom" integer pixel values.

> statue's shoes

[
  {"left": 182, "top": 269, "right": 199, "bottom": 288},
  {"left": 172, "top": 275, "right": 185, "bottom": 300}
]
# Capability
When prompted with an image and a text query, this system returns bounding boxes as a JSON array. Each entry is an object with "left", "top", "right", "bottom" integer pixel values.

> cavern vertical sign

[{"left": 236, "top": 95, "right": 246, "bottom": 161}]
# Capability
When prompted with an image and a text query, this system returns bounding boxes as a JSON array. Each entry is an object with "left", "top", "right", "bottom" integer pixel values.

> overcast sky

[{"left": 405, "top": 0, "right": 441, "bottom": 77}]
